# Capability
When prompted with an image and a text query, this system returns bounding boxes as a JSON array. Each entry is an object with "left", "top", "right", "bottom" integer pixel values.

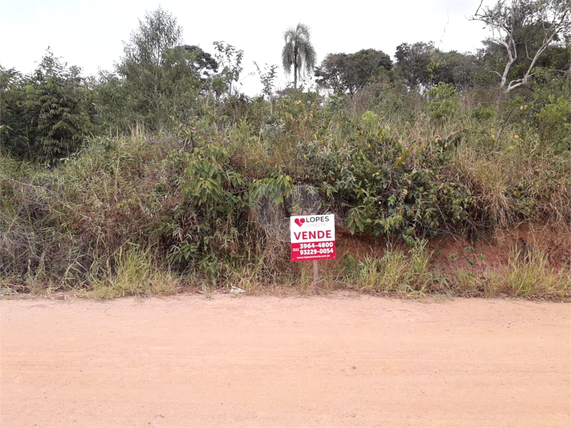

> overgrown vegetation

[{"left": 1, "top": 2, "right": 569, "bottom": 300}]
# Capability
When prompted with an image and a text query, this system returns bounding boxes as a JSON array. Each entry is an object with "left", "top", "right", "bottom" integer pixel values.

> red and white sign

[{"left": 290, "top": 214, "right": 336, "bottom": 262}]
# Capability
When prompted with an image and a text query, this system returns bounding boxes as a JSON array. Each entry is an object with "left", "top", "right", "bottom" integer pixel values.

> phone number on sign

[
  {"left": 299, "top": 242, "right": 334, "bottom": 249},
  {"left": 299, "top": 248, "right": 335, "bottom": 256}
]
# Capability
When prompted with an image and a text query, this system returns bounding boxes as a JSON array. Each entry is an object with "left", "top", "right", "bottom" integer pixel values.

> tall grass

[
  {"left": 88, "top": 246, "right": 181, "bottom": 299},
  {"left": 484, "top": 248, "right": 571, "bottom": 300},
  {"left": 349, "top": 241, "right": 434, "bottom": 296}
]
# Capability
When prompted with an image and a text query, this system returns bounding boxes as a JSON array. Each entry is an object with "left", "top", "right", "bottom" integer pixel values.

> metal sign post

[{"left": 313, "top": 259, "right": 319, "bottom": 294}]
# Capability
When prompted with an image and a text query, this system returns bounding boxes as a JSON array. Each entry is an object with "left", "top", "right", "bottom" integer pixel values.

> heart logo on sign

[{"left": 294, "top": 218, "right": 305, "bottom": 227}]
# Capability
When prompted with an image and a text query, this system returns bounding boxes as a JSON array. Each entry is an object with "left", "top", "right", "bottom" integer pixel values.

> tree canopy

[
  {"left": 2, "top": 2, "right": 569, "bottom": 158},
  {"left": 472, "top": 0, "right": 571, "bottom": 91},
  {"left": 394, "top": 42, "right": 483, "bottom": 89},
  {"left": 282, "top": 23, "right": 316, "bottom": 89},
  {"left": 0, "top": 49, "right": 94, "bottom": 163},
  {"left": 105, "top": 7, "right": 206, "bottom": 129},
  {"left": 315, "top": 49, "right": 393, "bottom": 94}
]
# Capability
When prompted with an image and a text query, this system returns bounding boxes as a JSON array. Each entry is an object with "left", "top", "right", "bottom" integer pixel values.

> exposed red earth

[{"left": 1, "top": 294, "right": 569, "bottom": 427}]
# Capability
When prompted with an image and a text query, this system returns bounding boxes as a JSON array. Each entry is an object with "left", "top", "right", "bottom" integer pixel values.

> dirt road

[{"left": 1, "top": 294, "right": 569, "bottom": 427}]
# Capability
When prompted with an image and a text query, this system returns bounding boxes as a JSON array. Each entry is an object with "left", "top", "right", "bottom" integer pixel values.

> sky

[{"left": 0, "top": 0, "right": 495, "bottom": 96}]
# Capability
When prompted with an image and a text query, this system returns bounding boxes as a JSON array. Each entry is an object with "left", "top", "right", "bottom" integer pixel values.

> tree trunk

[{"left": 293, "top": 50, "right": 298, "bottom": 89}]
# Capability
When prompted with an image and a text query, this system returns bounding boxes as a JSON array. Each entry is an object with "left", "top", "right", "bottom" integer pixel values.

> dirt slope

[{"left": 1, "top": 295, "right": 569, "bottom": 427}]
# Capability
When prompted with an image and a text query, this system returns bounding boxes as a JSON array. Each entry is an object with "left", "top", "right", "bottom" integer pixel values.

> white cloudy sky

[{"left": 0, "top": 0, "right": 494, "bottom": 95}]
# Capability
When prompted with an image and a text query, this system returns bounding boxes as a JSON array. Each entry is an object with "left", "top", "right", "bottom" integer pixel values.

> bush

[
  {"left": 300, "top": 113, "right": 473, "bottom": 242},
  {"left": 0, "top": 50, "right": 95, "bottom": 164},
  {"left": 535, "top": 96, "right": 571, "bottom": 152},
  {"left": 427, "top": 82, "right": 459, "bottom": 121},
  {"left": 158, "top": 143, "right": 248, "bottom": 274}
]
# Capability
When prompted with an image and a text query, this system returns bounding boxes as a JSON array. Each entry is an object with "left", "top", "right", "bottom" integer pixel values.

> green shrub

[
  {"left": 427, "top": 82, "right": 459, "bottom": 121},
  {"left": 535, "top": 96, "right": 571, "bottom": 152},
  {"left": 157, "top": 143, "right": 249, "bottom": 276},
  {"left": 0, "top": 51, "right": 96, "bottom": 164},
  {"left": 471, "top": 106, "right": 495, "bottom": 121},
  {"left": 302, "top": 114, "right": 474, "bottom": 241}
]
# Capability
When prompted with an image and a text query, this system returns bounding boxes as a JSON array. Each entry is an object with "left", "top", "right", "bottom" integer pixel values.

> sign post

[
  {"left": 290, "top": 214, "right": 336, "bottom": 293},
  {"left": 313, "top": 260, "right": 318, "bottom": 293}
]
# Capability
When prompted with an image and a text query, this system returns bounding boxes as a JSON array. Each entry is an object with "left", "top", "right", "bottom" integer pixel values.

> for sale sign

[{"left": 290, "top": 214, "right": 336, "bottom": 262}]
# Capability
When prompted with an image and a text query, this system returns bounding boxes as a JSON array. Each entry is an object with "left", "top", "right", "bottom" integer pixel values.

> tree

[
  {"left": 314, "top": 53, "right": 346, "bottom": 93},
  {"left": 164, "top": 45, "right": 218, "bottom": 95},
  {"left": 429, "top": 50, "right": 482, "bottom": 89},
  {"left": 178, "top": 45, "right": 218, "bottom": 80},
  {"left": 110, "top": 7, "right": 202, "bottom": 129},
  {"left": 212, "top": 41, "right": 244, "bottom": 97},
  {"left": 395, "top": 42, "right": 483, "bottom": 89},
  {"left": 0, "top": 66, "right": 25, "bottom": 146},
  {"left": 253, "top": 62, "right": 278, "bottom": 100},
  {"left": 395, "top": 42, "right": 439, "bottom": 89},
  {"left": 0, "top": 49, "right": 95, "bottom": 163},
  {"left": 315, "top": 49, "right": 392, "bottom": 94},
  {"left": 282, "top": 23, "right": 316, "bottom": 89},
  {"left": 472, "top": 0, "right": 571, "bottom": 91}
]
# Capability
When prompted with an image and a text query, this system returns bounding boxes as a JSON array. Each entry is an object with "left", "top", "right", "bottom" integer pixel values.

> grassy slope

[{"left": 1, "top": 86, "right": 570, "bottom": 300}]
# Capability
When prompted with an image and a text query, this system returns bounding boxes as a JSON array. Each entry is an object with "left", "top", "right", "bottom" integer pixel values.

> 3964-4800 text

[{"left": 299, "top": 242, "right": 334, "bottom": 249}]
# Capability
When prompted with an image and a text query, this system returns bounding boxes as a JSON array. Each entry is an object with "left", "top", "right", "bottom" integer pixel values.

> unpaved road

[{"left": 1, "top": 295, "right": 569, "bottom": 428}]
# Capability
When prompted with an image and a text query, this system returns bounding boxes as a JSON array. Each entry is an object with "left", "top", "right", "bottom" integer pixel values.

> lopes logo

[{"left": 293, "top": 216, "right": 330, "bottom": 227}]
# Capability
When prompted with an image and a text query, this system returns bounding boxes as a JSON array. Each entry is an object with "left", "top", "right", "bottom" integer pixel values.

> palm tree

[{"left": 282, "top": 23, "right": 316, "bottom": 90}]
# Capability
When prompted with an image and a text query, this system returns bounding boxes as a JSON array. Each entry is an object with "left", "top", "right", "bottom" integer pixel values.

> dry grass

[
  {"left": 454, "top": 147, "right": 514, "bottom": 228},
  {"left": 351, "top": 241, "right": 434, "bottom": 296},
  {"left": 87, "top": 246, "right": 181, "bottom": 299},
  {"left": 484, "top": 247, "right": 571, "bottom": 300}
]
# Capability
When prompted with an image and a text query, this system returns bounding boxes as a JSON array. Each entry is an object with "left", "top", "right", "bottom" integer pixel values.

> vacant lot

[{"left": 1, "top": 295, "right": 569, "bottom": 427}]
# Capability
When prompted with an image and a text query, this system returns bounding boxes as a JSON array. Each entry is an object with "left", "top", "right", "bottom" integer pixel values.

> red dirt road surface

[{"left": 1, "top": 295, "right": 570, "bottom": 427}]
